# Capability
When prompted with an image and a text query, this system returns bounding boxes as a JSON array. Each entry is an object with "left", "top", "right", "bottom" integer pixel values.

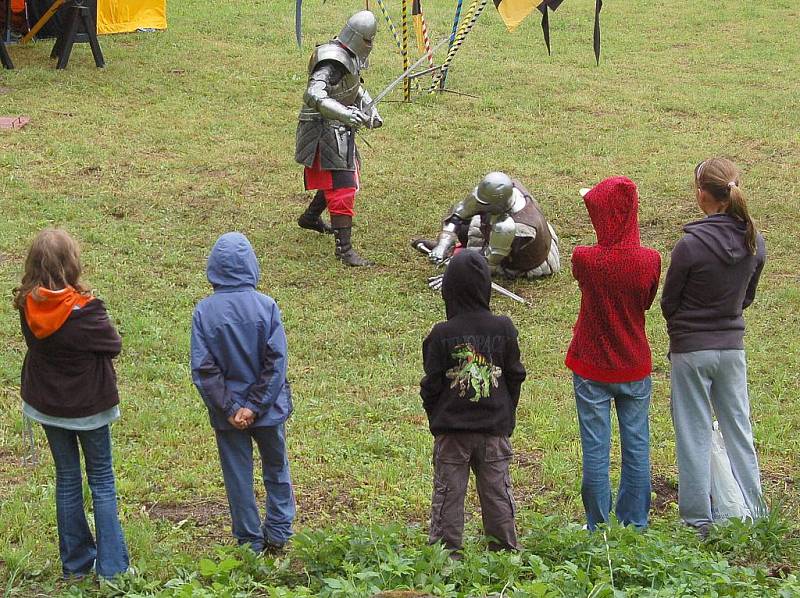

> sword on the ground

[{"left": 416, "top": 245, "right": 531, "bottom": 306}]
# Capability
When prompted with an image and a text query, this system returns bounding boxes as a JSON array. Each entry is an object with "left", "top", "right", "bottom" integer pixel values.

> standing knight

[
  {"left": 414, "top": 172, "right": 561, "bottom": 279},
  {"left": 295, "top": 10, "right": 383, "bottom": 267}
]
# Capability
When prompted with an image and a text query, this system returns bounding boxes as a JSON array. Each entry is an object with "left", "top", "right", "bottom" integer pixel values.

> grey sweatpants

[
  {"left": 670, "top": 350, "right": 764, "bottom": 527},
  {"left": 429, "top": 433, "right": 519, "bottom": 552}
]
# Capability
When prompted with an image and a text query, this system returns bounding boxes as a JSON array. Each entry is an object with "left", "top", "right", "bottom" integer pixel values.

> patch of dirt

[
  {"left": 295, "top": 483, "right": 358, "bottom": 525},
  {"left": 0, "top": 448, "right": 32, "bottom": 501},
  {"left": 403, "top": 414, "right": 427, "bottom": 426},
  {"left": 512, "top": 449, "right": 549, "bottom": 504},
  {"left": 651, "top": 473, "right": 678, "bottom": 513},
  {"left": 79, "top": 165, "right": 102, "bottom": 176},
  {"left": 108, "top": 206, "right": 127, "bottom": 219},
  {"left": 514, "top": 449, "right": 544, "bottom": 471},
  {"left": 144, "top": 499, "right": 229, "bottom": 527},
  {"left": 767, "top": 563, "right": 793, "bottom": 578},
  {"left": 0, "top": 86, "right": 12, "bottom": 95},
  {"left": 762, "top": 469, "right": 795, "bottom": 494}
]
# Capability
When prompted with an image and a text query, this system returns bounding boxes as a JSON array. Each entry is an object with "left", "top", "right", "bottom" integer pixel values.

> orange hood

[{"left": 25, "top": 287, "right": 94, "bottom": 339}]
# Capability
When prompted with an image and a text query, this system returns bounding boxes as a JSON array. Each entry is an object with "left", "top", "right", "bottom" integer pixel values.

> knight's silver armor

[
  {"left": 430, "top": 172, "right": 561, "bottom": 278},
  {"left": 295, "top": 11, "right": 382, "bottom": 172}
]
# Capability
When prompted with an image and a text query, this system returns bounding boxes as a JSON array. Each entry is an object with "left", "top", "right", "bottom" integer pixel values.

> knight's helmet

[
  {"left": 337, "top": 10, "right": 377, "bottom": 68},
  {"left": 475, "top": 172, "right": 514, "bottom": 214}
]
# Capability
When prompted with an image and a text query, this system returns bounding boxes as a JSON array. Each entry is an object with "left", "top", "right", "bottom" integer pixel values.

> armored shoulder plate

[
  {"left": 450, "top": 190, "right": 482, "bottom": 221},
  {"left": 309, "top": 42, "right": 359, "bottom": 76}
]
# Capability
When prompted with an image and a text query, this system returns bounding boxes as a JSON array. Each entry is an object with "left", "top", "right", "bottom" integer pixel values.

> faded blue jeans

[
  {"left": 215, "top": 424, "right": 295, "bottom": 551},
  {"left": 670, "top": 350, "right": 764, "bottom": 528},
  {"left": 42, "top": 424, "right": 129, "bottom": 579},
  {"left": 573, "top": 374, "right": 652, "bottom": 530}
]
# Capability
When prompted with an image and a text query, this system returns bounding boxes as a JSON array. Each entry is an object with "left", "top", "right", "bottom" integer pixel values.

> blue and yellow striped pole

[{"left": 430, "top": 0, "right": 487, "bottom": 93}]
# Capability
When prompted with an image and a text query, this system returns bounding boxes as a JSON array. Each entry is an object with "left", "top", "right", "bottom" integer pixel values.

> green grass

[{"left": 1, "top": 0, "right": 799, "bottom": 594}]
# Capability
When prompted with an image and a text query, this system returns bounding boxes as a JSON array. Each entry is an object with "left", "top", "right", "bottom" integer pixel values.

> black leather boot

[
  {"left": 331, "top": 215, "right": 374, "bottom": 267},
  {"left": 298, "top": 191, "right": 333, "bottom": 234}
]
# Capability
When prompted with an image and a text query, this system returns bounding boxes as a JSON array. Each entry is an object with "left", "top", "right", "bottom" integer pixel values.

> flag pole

[
  {"left": 430, "top": 0, "right": 487, "bottom": 93},
  {"left": 401, "top": 0, "right": 410, "bottom": 101},
  {"left": 375, "top": 0, "right": 403, "bottom": 51}
]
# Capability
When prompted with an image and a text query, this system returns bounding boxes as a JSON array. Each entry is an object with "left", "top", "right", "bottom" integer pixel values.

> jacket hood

[
  {"left": 207, "top": 232, "right": 260, "bottom": 290},
  {"left": 683, "top": 214, "right": 751, "bottom": 265},
  {"left": 441, "top": 250, "right": 491, "bottom": 319},
  {"left": 24, "top": 287, "right": 94, "bottom": 339},
  {"left": 583, "top": 176, "right": 641, "bottom": 248}
]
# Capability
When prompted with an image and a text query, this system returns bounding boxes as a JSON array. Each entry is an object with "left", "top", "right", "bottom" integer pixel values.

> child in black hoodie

[{"left": 420, "top": 250, "right": 527, "bottom": 554}]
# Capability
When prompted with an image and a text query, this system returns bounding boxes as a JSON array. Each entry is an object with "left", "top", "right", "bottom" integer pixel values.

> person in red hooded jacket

[{"left": 565, "top": 177, "right": 661, "bottom": 530}]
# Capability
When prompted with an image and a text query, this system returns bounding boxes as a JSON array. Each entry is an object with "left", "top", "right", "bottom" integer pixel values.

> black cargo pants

[{"left": 428, "top": 433, "right": 519, "bottom": 552}]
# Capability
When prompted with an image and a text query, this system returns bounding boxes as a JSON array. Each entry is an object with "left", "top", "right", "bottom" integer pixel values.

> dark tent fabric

[{"left": 21, "top": 0, "right": 98, "bottom": 39}]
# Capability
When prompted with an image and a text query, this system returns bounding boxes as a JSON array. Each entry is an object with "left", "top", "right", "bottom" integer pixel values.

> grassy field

[{"left": 1, "top": 0, "right": 799, "bottom": 594}]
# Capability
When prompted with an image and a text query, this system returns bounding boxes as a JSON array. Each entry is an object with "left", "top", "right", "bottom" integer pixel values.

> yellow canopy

[{"left": 97, "top": 0, "right": 166, "bottom": 35}]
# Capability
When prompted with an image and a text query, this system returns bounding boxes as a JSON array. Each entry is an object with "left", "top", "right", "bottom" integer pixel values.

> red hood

[
  {"left": 25, "top": 287, "right": 93, "bottom": 339},
  {"left": 583, "top": 176, "right": 641, "bottom": 248}
]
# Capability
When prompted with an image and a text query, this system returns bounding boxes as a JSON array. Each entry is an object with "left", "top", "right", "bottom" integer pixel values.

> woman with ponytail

[{"left": 661, "top": 158, "right": 767, "bottom": 536}]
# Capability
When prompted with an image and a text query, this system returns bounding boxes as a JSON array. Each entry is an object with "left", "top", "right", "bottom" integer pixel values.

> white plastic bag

[{"left": 710, "top": 421, "right": 752, "bottom": 522}]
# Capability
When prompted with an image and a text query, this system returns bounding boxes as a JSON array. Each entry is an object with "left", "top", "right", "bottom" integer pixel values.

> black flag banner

[
  {"left": 593, "top": 0, "right": 603, "bottom": 65},
  {"left": 537, "top": 0, "right": 565, "bottom": 55},
  {"left": 493, "top": 0, "right": 602, "bottom": 63}
]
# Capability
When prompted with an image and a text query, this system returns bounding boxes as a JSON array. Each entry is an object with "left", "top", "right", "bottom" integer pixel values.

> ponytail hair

[{"left": 694, "top": 157, "right": 757, "bottom": 254}]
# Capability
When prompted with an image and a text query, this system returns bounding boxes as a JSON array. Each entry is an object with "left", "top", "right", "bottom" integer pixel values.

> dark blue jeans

[
  {"left": 214, "top": 424, "right": 295, "bottom": 551},
  {"left": 573, "top": 374, "right": 652, "bottom": 530},
  {"left": 42, "top": 424, "right": 129, "bottom": 578}
]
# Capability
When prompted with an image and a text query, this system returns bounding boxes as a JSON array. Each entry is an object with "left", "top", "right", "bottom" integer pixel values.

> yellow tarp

[{"left": 97, "top": 0, "right": 167, "bottom": 35}]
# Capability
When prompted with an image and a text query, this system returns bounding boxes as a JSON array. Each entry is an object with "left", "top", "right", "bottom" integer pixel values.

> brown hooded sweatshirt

[{"left": 20, "top": 287, "right": 122, "bottom": 418}]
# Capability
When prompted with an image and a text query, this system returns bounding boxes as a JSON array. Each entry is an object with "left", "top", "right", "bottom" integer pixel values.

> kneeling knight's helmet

[{"left": 476, "top": 172, "right": 514, "bottom": 214}]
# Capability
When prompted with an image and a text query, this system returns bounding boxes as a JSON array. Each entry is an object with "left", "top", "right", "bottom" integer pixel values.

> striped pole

[
  {"left": 421, "top": 8, "right": 434, "bottom": 67},
  {"left": 402, "top": 0, "right": 410, "bottom": 101},
  {"left": 375, "top": 0, "right": 403, "bottom": 52},
  {"left": 430, "top": 0, "right": 486, "bottom": 93},
  {"left": 442, "top": 0, "right": 464, "bottom": 87},
  {"left": 449, "top": 0, "right": 464, "bottom": 48}
]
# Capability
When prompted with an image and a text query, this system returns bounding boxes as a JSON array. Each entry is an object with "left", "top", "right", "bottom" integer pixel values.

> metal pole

[{"left": 401, "top": 0, "right": 410, "bottom": 101}]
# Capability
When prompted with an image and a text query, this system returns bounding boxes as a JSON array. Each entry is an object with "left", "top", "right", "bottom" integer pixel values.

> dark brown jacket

[
  {"left": 661, "top": 214, "right": 766, "bottom": 354},
  {"left": 20, "top": 298, "right": 122, "bottom": 418}
]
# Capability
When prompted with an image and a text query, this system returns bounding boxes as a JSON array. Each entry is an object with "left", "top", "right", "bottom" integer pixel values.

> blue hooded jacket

[{"left": 190, "top": 232, "right": 292, "bottom": 430}]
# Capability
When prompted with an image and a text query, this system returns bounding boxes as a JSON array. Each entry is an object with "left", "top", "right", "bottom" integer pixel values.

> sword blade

[
  {"left": 365, "top": 36, "right": 450, "bottom": 110},
  {"left": 418, "top": 245, "right": 529, "bottom": 305},
  {"left": 490, "top": 282, "right": 530, "bottom": 305}
]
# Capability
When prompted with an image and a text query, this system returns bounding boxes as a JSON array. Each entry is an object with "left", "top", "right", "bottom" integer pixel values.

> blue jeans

[
  {"left": 573, "top": 374, "right": 652, "bottom": 530},
  {"left": 42, "top": 424, "right": 129, "bottom": 579},
  {"left": 215, "top": 424, "right": 295, "bottom": 551}
]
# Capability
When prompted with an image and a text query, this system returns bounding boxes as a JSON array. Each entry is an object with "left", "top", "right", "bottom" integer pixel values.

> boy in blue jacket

[{"left": 191, "top": 232, "right": 295, "bottom": 553}]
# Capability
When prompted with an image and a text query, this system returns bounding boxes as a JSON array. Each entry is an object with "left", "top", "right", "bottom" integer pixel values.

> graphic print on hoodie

[
  {"left": 420, "top": 251, "right": 526, "bottom": 436},
  {"left": 190, "top": 232, "right": 293, "bottom": 431},
  {"left": 565, "top": 177, "right": 661, "bottom": 383}
]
